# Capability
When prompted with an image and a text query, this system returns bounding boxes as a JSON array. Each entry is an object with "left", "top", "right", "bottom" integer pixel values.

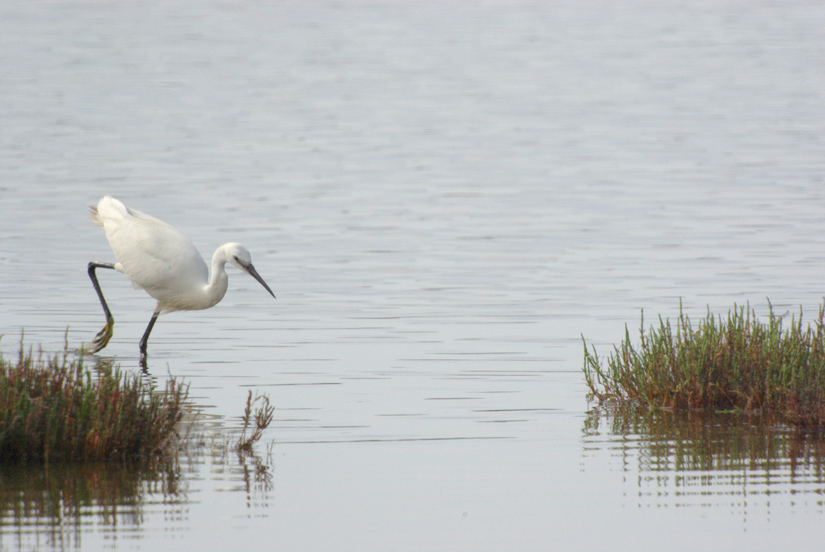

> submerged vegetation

[
  {"left": 583, "top": 301, "right": 825, "bottom": 429},
  {"left": 0, "top": 342, "right": 188, "bottom": 462}
]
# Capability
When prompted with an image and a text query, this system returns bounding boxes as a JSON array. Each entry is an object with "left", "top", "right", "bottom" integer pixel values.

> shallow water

[{"left": 2, "top": 1, "right": 825, "bottom": 550}]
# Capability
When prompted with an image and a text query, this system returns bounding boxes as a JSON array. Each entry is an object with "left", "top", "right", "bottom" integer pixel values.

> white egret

[{"left": 84, "top": 196, "right": 275, "bottom": 361}]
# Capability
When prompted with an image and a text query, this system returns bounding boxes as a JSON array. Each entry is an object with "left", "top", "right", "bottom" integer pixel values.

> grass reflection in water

[
  {"left": 583, "top": 404, "right": 825, "bottom": 513},
  {"left": 0, "top": 413, "right": 273, "bottom": 551}
]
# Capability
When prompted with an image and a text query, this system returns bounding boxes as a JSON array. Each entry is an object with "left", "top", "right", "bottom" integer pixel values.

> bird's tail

[{"left": 90, "top": 204, "right": 103, "bottom": 226}]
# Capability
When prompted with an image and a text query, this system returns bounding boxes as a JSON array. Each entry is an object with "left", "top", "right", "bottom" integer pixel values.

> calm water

[{"left": 2, "top": 1, "right": 825, "bottom": 550}]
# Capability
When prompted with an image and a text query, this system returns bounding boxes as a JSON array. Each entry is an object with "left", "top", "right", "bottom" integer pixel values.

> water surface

[{"left": 1, "top": 1, "right": 825, "bottom": 550}]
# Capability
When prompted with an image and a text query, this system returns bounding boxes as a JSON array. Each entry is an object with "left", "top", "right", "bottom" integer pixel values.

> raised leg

[
  {"left": 88, "top": 262, "right": 116, "bottom": 318},
  {"left": 83, "top": 262, "right": 117, "bottom": 354},
  {"left": 139, "top": 310, "right": 161, "bottom": 360}
]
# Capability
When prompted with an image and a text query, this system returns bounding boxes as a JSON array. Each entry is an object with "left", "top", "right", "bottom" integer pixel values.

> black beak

[{"left": 244, "top": 262, "right": 276, "bottom": 299}]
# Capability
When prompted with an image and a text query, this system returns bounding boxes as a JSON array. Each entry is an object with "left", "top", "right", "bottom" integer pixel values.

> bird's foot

[{"left": 81, "top": 317, "right": 114, "bottom": 355}]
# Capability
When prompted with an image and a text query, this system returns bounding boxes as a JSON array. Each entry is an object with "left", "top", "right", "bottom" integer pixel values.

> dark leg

[
  {"left": 139, "top": 310, "right": 161, "bottom": 360},
  {"left": 88, "top": 262, "right": 116, "bottom": 320},
  {"left": 83, "top": 262, "right": 117, "bottom": 354}
]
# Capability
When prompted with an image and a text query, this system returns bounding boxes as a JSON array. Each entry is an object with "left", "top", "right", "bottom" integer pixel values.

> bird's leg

[
  {"left": 89, "top": 262, "right": 116, "bottom": 319},
  {"left": 82, "top": 262, "right": 117, "bottom": 354},
  {"left": 139, "top": 310, "right": 160, "bottom": 361}
]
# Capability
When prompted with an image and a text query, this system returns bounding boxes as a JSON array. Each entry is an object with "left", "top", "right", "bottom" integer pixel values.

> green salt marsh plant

[
  {"left": 0, "top": 341, "right": 188, "bottom": 462},
  {"left": 583, "top": 301, "right": 825, "bottom": 429}
]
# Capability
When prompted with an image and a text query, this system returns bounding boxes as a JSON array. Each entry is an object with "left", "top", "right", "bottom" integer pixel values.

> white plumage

[{"left": 84, "top": 196, "right": 275, "bottom": 362}]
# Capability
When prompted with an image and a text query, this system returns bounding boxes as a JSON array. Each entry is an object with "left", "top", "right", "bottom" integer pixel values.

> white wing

[{"left": 95, "top": 197, "right": 209, "bottom": 306}]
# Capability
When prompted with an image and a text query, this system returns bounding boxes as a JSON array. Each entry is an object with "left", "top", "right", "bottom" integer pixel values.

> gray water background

[{"left": 1, "top": 1, "right": 825, "bottom": 550}]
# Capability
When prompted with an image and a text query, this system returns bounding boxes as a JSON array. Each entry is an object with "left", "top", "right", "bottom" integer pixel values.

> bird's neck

[{"left": 203, "top": 247, "right": 230, "bottom": 308}]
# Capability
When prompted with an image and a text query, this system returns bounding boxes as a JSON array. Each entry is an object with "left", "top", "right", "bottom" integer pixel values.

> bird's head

[{"left": 223, "top": 243, "right": 276, "bottom": 299}]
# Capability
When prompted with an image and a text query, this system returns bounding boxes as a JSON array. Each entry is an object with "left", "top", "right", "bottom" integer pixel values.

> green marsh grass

[
  {"left": 0, "top": 342, "right": 188, "bottom": 462},
  {"left": 583, "top": 302, "right": 825, "bottom": 429}
]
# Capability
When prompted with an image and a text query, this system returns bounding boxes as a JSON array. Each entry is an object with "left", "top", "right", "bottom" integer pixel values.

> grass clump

[
  {"left": 236, "top": 390, "right": 274, "bottom": 453},
  {"left": 0, "top": 342, "right": 188, "bottom": 462},
  {"left": 583, "top": 301, "right": 825, "bottom": 429}
]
